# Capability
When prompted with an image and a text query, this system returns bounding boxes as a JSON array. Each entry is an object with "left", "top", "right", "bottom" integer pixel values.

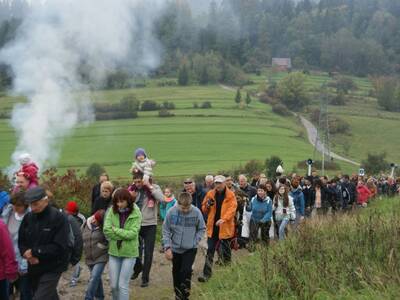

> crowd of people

[{"left": 0, "top": 149, "right": 400, "bottom": 300}]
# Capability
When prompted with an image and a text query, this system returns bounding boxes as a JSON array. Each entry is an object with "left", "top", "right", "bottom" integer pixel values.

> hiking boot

[
  {"left": 140, "top": 280, "right": 149, "bottom": 288},
  {"left": 197, "top": 275, "right": 209, "bottom": 283},
  {"left": 131, "top": 263, "right": 143, "bottom": 280}
]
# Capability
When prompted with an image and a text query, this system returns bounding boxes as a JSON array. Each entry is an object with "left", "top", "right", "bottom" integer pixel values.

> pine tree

[
  {"left": 245, "top": 92, "right": 252, "bottom": 106},
  {"left": 178, "top": 64, "right": 189, "bottom": 86},
  {"left": 235, "top": 88, "right": 242, "bottom": 105}
]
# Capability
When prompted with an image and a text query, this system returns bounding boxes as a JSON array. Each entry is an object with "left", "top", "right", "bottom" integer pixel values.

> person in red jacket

[
  {"left": 356, "top": 180, "right": 372, "bottom": 207},
  {"left": 0, "top": 220, "right": 18, "bottom": 300}
]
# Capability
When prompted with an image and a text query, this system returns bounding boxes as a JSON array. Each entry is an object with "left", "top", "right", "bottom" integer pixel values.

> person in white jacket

[{"left": 273, "top": 185, "right": 296, "bottom": 240}]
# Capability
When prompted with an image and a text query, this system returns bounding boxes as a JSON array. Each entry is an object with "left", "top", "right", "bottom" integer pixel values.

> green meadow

[
  {"left": 0, "top": 84, "right": 316, "bottom": 179},
  {"left": 1, "top": 70, "right": 399, "bottom": 179}
]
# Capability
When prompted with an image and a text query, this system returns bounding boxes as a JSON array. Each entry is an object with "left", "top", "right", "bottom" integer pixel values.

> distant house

[{"left": 272, "top": 58, "right": 292, "bottom": 71}]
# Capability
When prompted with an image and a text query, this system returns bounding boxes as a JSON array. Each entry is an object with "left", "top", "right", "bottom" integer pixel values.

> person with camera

[{"left": 198, "top": 175, "right": 237, "bottom": 282}]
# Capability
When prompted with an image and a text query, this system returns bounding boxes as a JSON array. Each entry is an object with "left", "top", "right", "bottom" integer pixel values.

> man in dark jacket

[
  {"left": 237, "top": 175, "right": 257, "bottom": 247},
  {"left": 182, "top": 178, "right": 206, "bottom": 210},
  {"left": 18, "top": 187, "right": 69, "bottom": 300}
]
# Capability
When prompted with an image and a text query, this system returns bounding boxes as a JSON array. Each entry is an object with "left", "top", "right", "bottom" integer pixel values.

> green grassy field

[
  {"left": 0, "top": 84, "right": 319, "bottom": 179},
  {"left": 1, "top": 69, "right": 398, "bottom": 179}
]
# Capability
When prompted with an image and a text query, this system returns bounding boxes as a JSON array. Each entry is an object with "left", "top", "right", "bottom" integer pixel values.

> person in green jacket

[{"left": 103, "top": 188, "right": 142, "bottom": 300}]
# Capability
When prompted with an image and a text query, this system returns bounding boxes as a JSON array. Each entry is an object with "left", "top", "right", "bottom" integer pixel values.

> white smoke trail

[{"left": 0, "top": 0, "right": 164, "bottom": 175}]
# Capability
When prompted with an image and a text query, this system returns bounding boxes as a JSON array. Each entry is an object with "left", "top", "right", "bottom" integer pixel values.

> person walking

[
  {"left": 82, "top": 210, "right": 109, "bottom": 300},
  {"left": 198, "top": 175, "right": 237, "bottom": 282},
  {"left": 0, "top": 218, "right": 18, "bottom": 300},
  {"left": 273, "top": 185, "right": 295, "bottom": 240},
  {"left": 18, "top": 187, "right": 70, "bottom": 300},
  {"left": 103, "top": 188, "right": 142, "bottom": 300},
  {"left": 1, "top": 192, "right": 31, "bottom": 299},
  {"left": 246, "top": 184, "right": 272, "bottom": 251},
  {"left": 129, "top": 172, "right": 163, "bottom": 287},
  {"left": 162, "top": 192, "right": 206, "bottom": 300}
]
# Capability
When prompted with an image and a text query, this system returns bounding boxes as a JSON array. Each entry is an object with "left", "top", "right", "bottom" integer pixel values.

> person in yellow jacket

[{"left": 198, "top": 175, "right": 237, "bottom": 282}]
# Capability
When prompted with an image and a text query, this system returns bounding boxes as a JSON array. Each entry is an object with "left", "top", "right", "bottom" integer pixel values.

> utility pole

[{"left": 313, "top": 83, "right": 331, "bottom": 176}]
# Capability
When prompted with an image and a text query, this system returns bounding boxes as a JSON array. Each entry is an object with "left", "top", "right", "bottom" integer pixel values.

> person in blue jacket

[
  {"left": 246, "top": 184, "right": 272, "bottom": 251},
  {"left": 289, "top": 178, "right": 305, "bottom": 227}
]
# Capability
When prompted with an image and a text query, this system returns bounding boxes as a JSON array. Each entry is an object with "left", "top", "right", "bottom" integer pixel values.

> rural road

[
  {"left": 297, "top": 115, "right": 360, "bottom": 166},
  {"left": 218, "top": 84, "right": 359, "bottom": 166}
]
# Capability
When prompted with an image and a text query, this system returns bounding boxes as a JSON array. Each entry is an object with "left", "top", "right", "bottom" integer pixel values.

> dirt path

[{"left": 58, "top": 246, "right": 248, "bottom": 300}]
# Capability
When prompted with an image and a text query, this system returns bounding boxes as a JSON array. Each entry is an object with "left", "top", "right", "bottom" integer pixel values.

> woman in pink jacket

[
  {"left": 356, "top": 180, "right": 372, "bottom": 207},
  {"left": 0, "top": 220, "right": 18, "bottom": 300}
]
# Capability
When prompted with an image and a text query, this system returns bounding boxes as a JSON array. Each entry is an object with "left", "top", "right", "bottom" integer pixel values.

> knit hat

[
  {"left": 65, "top": 201, "right": 78, "bottom": 215},
  {"left": 94, "top": 210, "right": 105, "bottom": 224},
  {"left": 134, "top": 148, "right": 147, "bottom": 159},
  {"left": 18, "top": 153, "right": 32, "bottom": 165},
  {"left": 0, "top": 191, "right": 10, "bottom": 211}
]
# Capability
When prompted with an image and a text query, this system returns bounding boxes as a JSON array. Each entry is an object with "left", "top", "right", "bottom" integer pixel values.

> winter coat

[
  {"left": 290, "top": 188, "right": 305, "bottom": 217},
  {"left": 0, "top": 190, "right": 10, "bottom": 213},
  {"left": 66, "top": 213, "right": 84, "bottom": 265},
  {"left": 129, "top": 184, "right": 163, "bottom": 226},
  {"left": 92, "top": 196, "right": 112, "bottom": 215},
  {"left": 18, "top": 205, "right": 69, "bottom": 276},
  {"left": 103, "top": 204, "right": 142, "bottom": 258},
  {"left": 273, "top": 195, "right": 296, "bottom": 222},
  {"left": 162, "top": 205, "right": 206, "bottom": 254},
  {"left": 314, "top": 186, "right": 330, "bottom": 209},
  {"left": 357, "top": 185, "right": 371, "bottom": 205},
  {"left": 1, "top": 205, "right": 28, "bottom": 273},
  {"left": 302, "top": 185, "right": 315, "bottom": 208},
  {"left": 82, "top": 217, "right": 109, "bottom": 266},
  {"left": 183, "top": 185, "right": 206, "bottom": 210},
  {"left": 159, "top": 197, "right": 176, "bottom": 221},
  {"left": 0, "top": 220, "right": 18, "bottom": 281},
  {"left": 246, "top": 195, "right": 272, "bottom": 223},
  {"left": 202, "top": 188, "right": 238, "bottom": 240}
]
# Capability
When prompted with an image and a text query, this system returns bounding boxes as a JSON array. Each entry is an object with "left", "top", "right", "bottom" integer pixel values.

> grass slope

[
  {"left": 0, "top": 84, "right": 316, "bottom": 178},
  {"left": 192, "top": 198, "right": 400, "bottom": 300}
]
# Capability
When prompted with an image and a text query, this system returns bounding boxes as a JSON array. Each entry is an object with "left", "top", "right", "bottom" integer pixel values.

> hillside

[{"left": 192, "top": 197, "right": 400, "bottom": 299}]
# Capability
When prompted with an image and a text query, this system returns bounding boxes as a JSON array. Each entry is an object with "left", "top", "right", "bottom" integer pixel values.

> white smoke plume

[{"left": 0, "top": 0, "right": 164, "bottom": 175}]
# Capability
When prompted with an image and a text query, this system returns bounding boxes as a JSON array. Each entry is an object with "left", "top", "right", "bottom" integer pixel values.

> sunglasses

[{"left": 184, "top": 181, "right": 193, "bottom": 184}]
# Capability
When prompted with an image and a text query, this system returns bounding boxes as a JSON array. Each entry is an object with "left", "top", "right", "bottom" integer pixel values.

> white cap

[{"left": 214, "top": 175, "right": 226, "bottom": 183}]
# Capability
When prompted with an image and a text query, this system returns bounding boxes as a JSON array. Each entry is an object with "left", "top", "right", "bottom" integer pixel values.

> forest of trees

[{"left": 0, "top": 0, "right": 400, "bottom": 90}]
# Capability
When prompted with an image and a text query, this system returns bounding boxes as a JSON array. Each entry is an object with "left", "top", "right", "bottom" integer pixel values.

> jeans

[
  {"left": 277, "top": 218, "right": 290, "bottom": 240},
  {"left": 30, "top": 272, "right": 62, "bottom": 300},
  {"left": 172, "top": 249, "right": 197, "bottom": 300},
  {"left": 19, "top": 274, "right": 32, "bottom": 300},
  {"left": 0, "top": 279, "right": 9, "bottom": 300},
  {"left": 134, "top": 225, "right": 156, "bottom": 283},
  {"left": 203, "top": 237, "right": 231, "bottom": 278},
  {"left": 85, "top": 263, "right": 106, "bottom": 300},
  {"left": 249, "top": 220, "right": 271, "bottom": 247},
  {"left": 109, "top": 256, "right": 136, "bottom": 300}
]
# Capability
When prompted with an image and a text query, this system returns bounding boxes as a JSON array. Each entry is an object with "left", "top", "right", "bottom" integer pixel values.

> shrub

[
  {"left": 86, "top": 163, "right": 106, "bottom": 181},
  {"left": 329, "top": 116, "right": 351, "bottom": 134},
  {"left": 330, "top": 91, "right": 347, "bottom": 105},
  {"left": 95, "top": 111, "right": 137, "bottom": 120},
  {"left": 141, "top": 100, "right": 159, "bottom": 111},
  {"left": 158, "top": 108, "right": 175, "bottom": 117},
  {"left": 120, "top": 95, "right": 140, "bottom": 111},
  {"left": 265, "top": 156, "right": 283, "bottom": 178},
  {"left": 361, "top": 152, "right": 389, "bottom": 175},
  {"left": 272, "top": 103, "right": 291, "bottom": 116},
  {"left": 193, "top": 102, "right": 199, "bottom": 109},
  {"left": 201, "top": 101, "right": 212, "bottom": 109},
  {"left": 161, "top": 101, "right": 175, "bottom": 110}
]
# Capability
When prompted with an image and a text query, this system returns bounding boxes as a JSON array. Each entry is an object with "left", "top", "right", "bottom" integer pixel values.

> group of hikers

[{"left": 0, "top": 149, "right": 399, "bottom": 300}]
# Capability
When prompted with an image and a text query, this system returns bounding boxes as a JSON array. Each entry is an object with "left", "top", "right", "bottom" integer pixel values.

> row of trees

[{"left": 1, "top": 0, "right": 400, "bottom": 92}]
